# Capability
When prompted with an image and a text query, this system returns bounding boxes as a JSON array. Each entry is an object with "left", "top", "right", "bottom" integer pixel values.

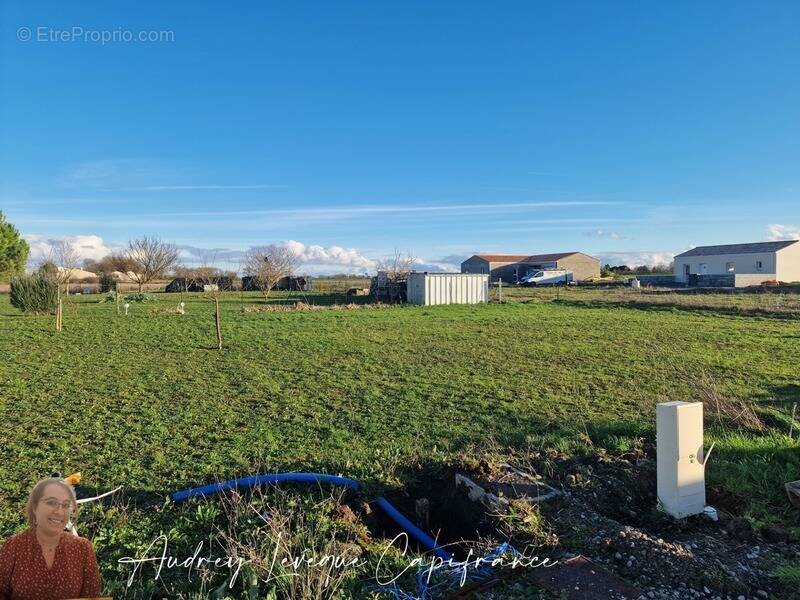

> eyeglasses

[{"left": 40, "top": 499, "right": 74, "bottom": 512}]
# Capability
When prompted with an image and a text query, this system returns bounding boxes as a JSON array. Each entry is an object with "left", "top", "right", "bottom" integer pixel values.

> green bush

[
  {"left": 99, "top": 272, "right": 115, "bottom": 293},
  {"left": 10, "top": 274, "right": 57, "bottom": 314}
]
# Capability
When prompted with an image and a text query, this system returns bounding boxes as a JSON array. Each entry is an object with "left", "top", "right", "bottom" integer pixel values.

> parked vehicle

[{"left": 520, "top": 269, "right": 574, "bottom": 286}]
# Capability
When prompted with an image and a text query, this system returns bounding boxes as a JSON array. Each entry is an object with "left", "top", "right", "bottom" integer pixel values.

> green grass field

[{"left": 1, "top": 289, "right": 799, "bottom": 597}]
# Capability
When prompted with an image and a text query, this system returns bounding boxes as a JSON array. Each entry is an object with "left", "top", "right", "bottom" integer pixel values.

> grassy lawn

[{"left": 1, "top": 289, "right": 798, "bottom": 597}]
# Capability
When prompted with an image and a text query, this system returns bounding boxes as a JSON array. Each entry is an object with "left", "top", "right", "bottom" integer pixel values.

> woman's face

[{"left": 34, "top": 484, "right": 73, "bottom": 536}]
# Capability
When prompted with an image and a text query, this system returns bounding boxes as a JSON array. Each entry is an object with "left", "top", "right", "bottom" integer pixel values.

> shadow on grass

[
  {"left": 553, "top": 298, "right": 800, "bottom": 320},
  {"left": 75, "top": 485, "right": 171, "bottom": 511},
  {"left": 248, "top": 293, "right": 380, "bottom": 307}
]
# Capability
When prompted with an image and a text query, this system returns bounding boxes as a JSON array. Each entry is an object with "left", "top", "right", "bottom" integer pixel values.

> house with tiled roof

[
  {"left": 460, "top": 252, "right": 600, "bottom": 283},
  {"left": 674, "top": 240, "right": 800, "bottom": 286}
]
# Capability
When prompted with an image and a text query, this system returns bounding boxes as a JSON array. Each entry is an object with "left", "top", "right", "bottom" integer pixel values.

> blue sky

[{"left": 2, "top": 1, "right": 799, "bottom": 273}]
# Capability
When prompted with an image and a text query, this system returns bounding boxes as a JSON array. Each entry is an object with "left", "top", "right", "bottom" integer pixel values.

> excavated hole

[{"left": 372, "top": 465, "right": 502, "bottom": 560}]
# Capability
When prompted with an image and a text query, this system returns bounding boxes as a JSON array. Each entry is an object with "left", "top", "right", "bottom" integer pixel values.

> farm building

[
  {"left": 165, "top": 276, "right": 235, "bottom": 292},
  {"left": 674, "top": 240, "right": 800, "bottom": 287},
  {"left": 240, "top": 275, "right": 309, "bottom": 292},
  {"left": 460, "top": 252, "right": 600, "bottom": 283},
  {"left": 406, "top": 272, "right": 489, "bottom": 306}
]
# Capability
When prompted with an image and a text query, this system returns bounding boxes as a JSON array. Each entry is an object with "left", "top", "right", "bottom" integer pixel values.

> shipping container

[{"left": 406, "top": 272, "right": 489, "bottom": 306}]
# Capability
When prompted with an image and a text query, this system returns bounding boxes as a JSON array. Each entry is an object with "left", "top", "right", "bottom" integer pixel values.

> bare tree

[
  {"left": 115, "top": 236, "right": 179, "bottom": 293},
  {"left": 376, "top": 248, "right": 415, "bottom": 281},
  {"left": 173, "top": 251, "right": 229, "bottom": 350},
  {"left": 104, "top": 253, "right": 136, "bottom": 276},
  {"left": 243, "top": 245, "right": 299, "bottom": 301},
  {"left": 193, "top": 252, "right": 226, "bottom": 350},
  {"left": 173, "top": 264, "right": 217, "bottom": 299},
  {"left": 50, "top": 241, "right": 80, "bottom": 294},
  {"left": 38, "top": 241, "right": 80, "bottom": 331}
]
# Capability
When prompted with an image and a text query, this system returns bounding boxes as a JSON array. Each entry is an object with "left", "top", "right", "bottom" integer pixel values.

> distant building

[
  {"left": 166, "top": 276, "right": 235, "bottom": 292},
  {"left": 460, "top": 252, "right": 600, "bottom": 284},
  {"left": 241, "top": 275, "right": 309, "bottom": 292},
  {"left": 674, "top": 240, "right": 800, "bottom": 287}
]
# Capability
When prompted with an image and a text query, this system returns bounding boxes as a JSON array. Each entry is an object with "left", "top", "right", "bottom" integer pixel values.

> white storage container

[{"left": 406, "top": 273, "right": 489, "bottom": 306}]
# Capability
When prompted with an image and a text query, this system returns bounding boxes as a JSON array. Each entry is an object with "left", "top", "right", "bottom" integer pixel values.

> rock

[
  {"left": 761, "top": 524, "right": 788, "bottom": 544},
  {"left": 756, "top": 591, "right": 768, "bottom": 599},
  {"left": 615, "top": 552, "right": 623, "bottom": 560},
  {"left": 566, "top": 474, "right": 577, "bottom": 486}
]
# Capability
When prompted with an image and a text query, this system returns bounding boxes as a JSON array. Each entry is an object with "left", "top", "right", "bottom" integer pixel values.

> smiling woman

[{"left": 0, "top": 478, "right": 102, "bottom": 600}]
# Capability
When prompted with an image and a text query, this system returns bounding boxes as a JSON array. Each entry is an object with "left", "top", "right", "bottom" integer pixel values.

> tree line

[
  {"left": 601, "top": 263, "right": 674, "bottom": 276},
  {"left": 28, "top": 236, "right": 302, "bottom": 299}
]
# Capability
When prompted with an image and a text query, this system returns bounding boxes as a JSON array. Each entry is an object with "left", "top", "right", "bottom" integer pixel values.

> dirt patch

[
  {"left": 523, "top": 449, "right": 800, "bottom": 599},
  {"left": 527, "top": 555, "right": 642, "bottom": 600},
  {"left": 330, "top": 453, "right": 799, "bottom": 598}
]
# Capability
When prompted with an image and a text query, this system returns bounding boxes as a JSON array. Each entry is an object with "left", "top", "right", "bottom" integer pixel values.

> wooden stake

[
  {"left": 215, "top": 297, "right": 223, "bottom": 350},
  {"left": 790, "top": 402, "right": 797, "bottom": 440},
  {"left": 56, "top": 286, "right": 62, "bottom": 331}
]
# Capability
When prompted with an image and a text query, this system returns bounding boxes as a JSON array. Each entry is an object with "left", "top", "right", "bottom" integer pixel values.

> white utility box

[{"left": 656, "top": 401, "right": 707, "bottom": 518}]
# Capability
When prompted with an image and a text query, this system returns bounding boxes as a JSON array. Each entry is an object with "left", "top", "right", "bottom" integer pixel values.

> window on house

[
  {"left": 726, "top": 262, "right": 735, "bottom": 272},
  {"left": 756, "top": 261, "right": 763, "bottom": 271}
]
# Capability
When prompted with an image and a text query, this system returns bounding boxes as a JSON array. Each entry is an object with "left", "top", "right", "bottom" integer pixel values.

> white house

[{"left": 674, "top": 240, "right": 800, "bottom": 287}]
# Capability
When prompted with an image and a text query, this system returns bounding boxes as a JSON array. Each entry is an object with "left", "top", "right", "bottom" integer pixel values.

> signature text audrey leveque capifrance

[{"left": 119, "top": 531, "right": 556, "bottom": 589}]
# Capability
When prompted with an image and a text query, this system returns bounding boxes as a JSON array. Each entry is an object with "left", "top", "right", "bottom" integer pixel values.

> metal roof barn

[{"left": 406, "top": 272, "right": 489, "bottom": 306}]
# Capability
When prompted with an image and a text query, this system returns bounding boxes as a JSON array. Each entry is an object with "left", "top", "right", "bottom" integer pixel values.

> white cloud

[
  {"left": 23, "top": 234, "right": 119, "bottom": 264},
  {"left": 598, "top": 251, "right": 675, "bottom": 268},
  {"left": 172, "top": 241, "right": 377, "bottom": 273},
  {"left": 280, "top": 240, "right": 376, "bottom": 270},
  {"left": 410, "top": 257, "right": 461, "bottom": 273},
  {"left": 767, "top": 224, "right": 800, "bottom": 241},
  {"left": 585, "top": 229, "right": 624, "bottom": 240}
]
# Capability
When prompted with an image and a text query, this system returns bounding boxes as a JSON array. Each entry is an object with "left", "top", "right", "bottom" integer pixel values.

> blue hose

[
  {"left": 171, "top": 472, "right": 360, "bottom": 501},
  {"left": 374, "top": 497, "right": 451, "bottom": 562},
  {"left": 170, "top": 472, "right": 453, "bottom": 561}
]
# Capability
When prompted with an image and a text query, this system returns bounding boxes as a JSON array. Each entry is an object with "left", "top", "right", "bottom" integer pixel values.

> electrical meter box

[{"left": 656, "top": 401, "right": 707, "bottom": 518}]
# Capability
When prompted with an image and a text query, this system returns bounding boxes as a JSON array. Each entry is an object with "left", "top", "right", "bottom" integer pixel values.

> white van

[{"left": 520, "top": 269, "right": 574, "bottom": 286}]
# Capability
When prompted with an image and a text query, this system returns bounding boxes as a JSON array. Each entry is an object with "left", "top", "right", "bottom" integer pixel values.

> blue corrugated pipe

[{"left": 170, "top": 472, "right": 453, "bottom": 561}]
